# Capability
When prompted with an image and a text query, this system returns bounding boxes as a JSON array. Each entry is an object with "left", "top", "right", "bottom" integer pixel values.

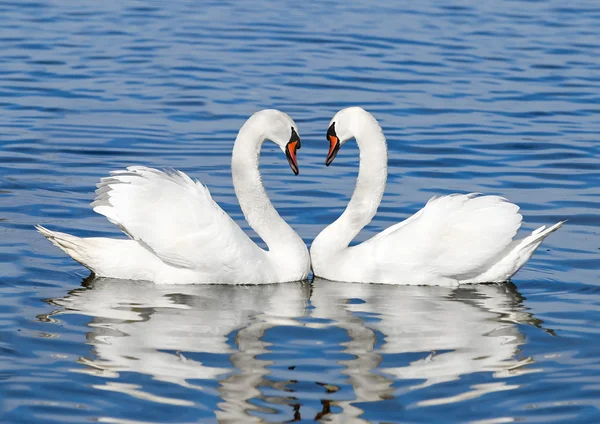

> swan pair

[{"left": 38, "top": 107, "right": 564, "bottom": 286}]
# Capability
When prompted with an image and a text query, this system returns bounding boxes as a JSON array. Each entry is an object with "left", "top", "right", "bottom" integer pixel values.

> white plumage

[
  {"left": 91, "top": 166, "right": 260, "bottom": 272},
  {"left": 310, "top": 107, "right": 564, "bottom": 285},
  {"left": 38, "top": 110, "right": 310, "bottom": 284}
]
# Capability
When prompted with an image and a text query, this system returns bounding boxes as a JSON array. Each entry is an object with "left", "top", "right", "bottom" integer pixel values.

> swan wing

[
  {"left": 367, "top": 194, "right": 522, "bottom": 278},
  {"left": 91, "top": 166, "right": 263, "bottom": 270}
]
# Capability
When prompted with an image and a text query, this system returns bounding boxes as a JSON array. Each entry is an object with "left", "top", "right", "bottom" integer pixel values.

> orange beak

[
  {"left": 285, "top": 127, "right": 301, "bottom": 175},
  {"left": 285, "top": 139, "right": 300, "bottom": 175},
  {"left": 326, "top": 135, "right": 340, "bottom": 166}
]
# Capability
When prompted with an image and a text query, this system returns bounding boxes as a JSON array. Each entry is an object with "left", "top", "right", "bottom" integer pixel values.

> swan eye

[
  {"left": 327, "top": 122, "right": 336, "bottom": 140},
  {"left": 289, "top": 127, "right": 301, "bottom": 147}
]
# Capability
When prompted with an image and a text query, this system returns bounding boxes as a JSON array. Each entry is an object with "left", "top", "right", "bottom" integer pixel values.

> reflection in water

[
  {"left": 309, "top": 278, "right": 547, "bottom": 422},
  {"left": 42, "top": 276, "right": 311, "bottom": 421},
  {"left": 41, "top": 276, "right": 548, "bottom": 422}
]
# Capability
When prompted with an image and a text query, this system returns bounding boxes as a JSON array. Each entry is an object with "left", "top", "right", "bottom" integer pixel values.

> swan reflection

[
  {"left": 41, "top": 276, "right": 547, "bottom": 422},
  {"left": 309, "top": 278, "right": 546, "bottom": 421},
  {"left": 42, "top": 276, "right": 310, "bottom": 420}
]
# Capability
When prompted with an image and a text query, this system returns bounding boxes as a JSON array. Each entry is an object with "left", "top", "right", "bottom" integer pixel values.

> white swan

[
  {"left": 310, "top": 107, "right": 565, "bottom": 286},
  {"left": 37, "top": 109, "right": 310, "bottom": 284}
]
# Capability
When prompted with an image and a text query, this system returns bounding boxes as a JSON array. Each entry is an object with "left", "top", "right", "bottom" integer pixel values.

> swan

[
  {"left": 310, "top": 107, "right": 565, "bottom": 286},
  {"left": 37, "top": 109, "right": 311, "bottom": 284}
]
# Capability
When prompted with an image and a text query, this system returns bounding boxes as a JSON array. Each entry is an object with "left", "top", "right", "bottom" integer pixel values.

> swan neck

[
  {"left": 231, "top": 121, "right": 306, "bottom": 260},
  {"left": 315, "top": 117, "right": 388, "bottom": 251}
]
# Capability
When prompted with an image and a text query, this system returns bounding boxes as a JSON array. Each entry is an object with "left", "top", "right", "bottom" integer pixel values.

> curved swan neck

[
  {"left": 315, "top": 112, "right": 388, "bottom": 251},
  {"left": 231, "top": 116, "right": 306, "bottom": 258}
]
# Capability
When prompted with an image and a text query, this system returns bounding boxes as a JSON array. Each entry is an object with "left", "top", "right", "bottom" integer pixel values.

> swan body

[
  {"left": 310, "top": 107, "right": 564, "bottom": 286},
  {"left": 38, "top": 110, "right": 310, "bottom": 285}
]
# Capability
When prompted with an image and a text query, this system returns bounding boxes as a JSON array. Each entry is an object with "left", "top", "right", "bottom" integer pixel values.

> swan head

[
  {"left": 325, "top": 106, "right": 377, "bottom": 166},
  {"left": 252, "top": 109, "right": 302, "bottom": 175}
]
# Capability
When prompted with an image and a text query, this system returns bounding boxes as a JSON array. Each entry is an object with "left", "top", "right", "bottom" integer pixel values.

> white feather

[
  {"left": 91, "top": 166, "right": 257, "bottom": 272},
  {"left": 37, "top": 110, "right": 310, "bottom": 285},
  {"left": 311, "top": 107, "right": 564, "bottom": 285}
]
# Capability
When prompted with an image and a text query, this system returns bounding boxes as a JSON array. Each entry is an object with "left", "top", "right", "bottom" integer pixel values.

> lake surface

[{"left": 1, "top": 0, "right": 599, "bottom": 422}]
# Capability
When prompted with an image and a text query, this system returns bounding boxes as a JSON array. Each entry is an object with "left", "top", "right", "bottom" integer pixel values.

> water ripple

[{"left": 1, "top": 0, "right": 599, "bottom": 422}]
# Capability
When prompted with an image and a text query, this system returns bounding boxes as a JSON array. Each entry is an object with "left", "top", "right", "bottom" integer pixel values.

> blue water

[{"left": 1, "top": 0, "right": 599, "bottom": 422}]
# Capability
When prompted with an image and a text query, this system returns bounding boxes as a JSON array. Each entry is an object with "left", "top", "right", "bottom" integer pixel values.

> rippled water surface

[{"left": 1, "top": 1, "right": 600, "bottom": 422}]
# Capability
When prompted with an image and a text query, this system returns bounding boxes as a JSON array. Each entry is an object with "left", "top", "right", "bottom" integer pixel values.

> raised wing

[
  {"left": 365, "top": 193, "right": 522, "bottom": 279},
  {"left": 91, "top": 166, "right": 263, "bottom": 271}
]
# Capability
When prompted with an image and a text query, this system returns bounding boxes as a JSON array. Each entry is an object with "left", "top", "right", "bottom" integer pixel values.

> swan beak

[
  {"left": 326, "top": 135, "right": 340, "bottom": 166},
  {"left": 285, "top": 128, "right": 301, "bottom": 175}
]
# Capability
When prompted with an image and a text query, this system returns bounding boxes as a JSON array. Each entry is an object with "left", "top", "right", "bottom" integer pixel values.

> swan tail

[
  {"left": 463, "top": 220, "right": 565, "bottom": 284},
  {"left": 36, "top": 225, "right": 98, "bottom": 273},
  {"left": 511, "top": 220, "right": 566, "bottom": 266}
]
